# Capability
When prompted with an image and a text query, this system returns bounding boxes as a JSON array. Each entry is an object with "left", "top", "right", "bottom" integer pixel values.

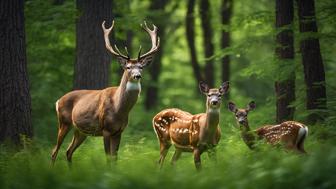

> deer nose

[
  {"left": 134, "top": 74, "right": 142, "bottom": 80},
  {"left": 211, "top": 101, "right": 218, "bottom": 106},
  {"left": 238, "top": 119, "right": 246, "bottom": 124}
]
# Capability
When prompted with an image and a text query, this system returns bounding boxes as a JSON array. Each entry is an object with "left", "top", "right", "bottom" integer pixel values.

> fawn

[
  {"left": 152, "top": 81, "right": 229, "bottom": 170},
  {"left": 228, "top": 101, "right": 308, "bottom": 153}
]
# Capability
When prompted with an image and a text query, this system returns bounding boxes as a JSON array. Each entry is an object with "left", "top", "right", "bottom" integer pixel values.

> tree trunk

[
  {"left": 74, "top": 0, "right": 113, "bottom": 90},
  {"left": 221, "top": 0, "right": 232, "bottom": 99},
  {"left": 53, "top": 0, "right": 65, "bottom": 5},
  {"left": 0, "top": 0, "right": 33, "bottom": 145},
  {"left": 186, "top": 0, "right": 203, "bottom": 87},
  {"left": 199, "top": 0, "right": 215, "bottom": 87},
  {"left": 297, "top": 0, "right": 327, "bottom": 123},
  {"left": 275, "top": 0, "right": 295, "bottom": 123},
  {"left": 144, "top": 0, "right": 168, "bottom": 110}
]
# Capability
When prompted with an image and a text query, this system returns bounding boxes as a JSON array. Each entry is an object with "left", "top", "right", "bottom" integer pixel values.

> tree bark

[
  {"left": 74, "top": 0, "right": 113, "bottom": 90},
  {"left": 186, "top": 0, "right": 203, "bottom": 86},
  {"left": 297, "top": 0, "right": 327, "bottom": 123},
  {"left": 221, "top": 0, "right": 232, "bottom": 99},
  {"left": 199, "top": 0, "right": 215, "bottom": 87},
  {"left": 144, "top": 0, "right": 168, "bottom": 110},
  {"left": 0, "top": 0, "right": 33, "bottom": 145},
  {"left": 275, "top": 0, "right": 295, "bottom": 123}
]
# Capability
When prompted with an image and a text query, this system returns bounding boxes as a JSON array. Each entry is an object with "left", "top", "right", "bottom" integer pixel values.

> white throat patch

[
  {"left": 126, "top": 81, "right": 141, "bottom": 92},
  {"left": 208, "top": 108, "right": 220, "bottom": 114}
]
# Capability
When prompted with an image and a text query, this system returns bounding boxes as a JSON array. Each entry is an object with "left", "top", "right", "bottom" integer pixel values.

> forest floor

[{"left": 1, "top": 126, "right": 336, "bottom": 189}]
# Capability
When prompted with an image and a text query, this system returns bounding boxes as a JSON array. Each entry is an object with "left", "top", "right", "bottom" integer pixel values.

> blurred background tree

[
  {"left": 274, "top": 0, "right": 295, "bottom": 123},
  {"left": 297, "top": 0, "right": 327, "bottom": 124}
]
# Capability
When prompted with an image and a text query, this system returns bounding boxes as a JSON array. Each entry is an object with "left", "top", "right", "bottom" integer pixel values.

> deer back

[{"left": 255, "top": 121, "right": 306, "bottom": 144}]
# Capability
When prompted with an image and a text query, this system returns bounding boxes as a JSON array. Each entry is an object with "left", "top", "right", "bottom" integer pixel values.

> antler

[
  {"left": 138, "top": 21, "right": 160, "bottom": 61},
  {"left": 102, "top": 20, "right": 130, "bottom": 60}
]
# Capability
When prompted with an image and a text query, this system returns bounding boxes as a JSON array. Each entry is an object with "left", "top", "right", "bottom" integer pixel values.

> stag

[{"left": 51, "top": 20, "right": 160, "bottom": 164}]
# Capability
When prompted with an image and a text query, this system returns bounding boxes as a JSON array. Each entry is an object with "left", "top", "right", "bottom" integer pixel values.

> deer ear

[
  {"left": 219, "top": 81, "right": 229, "bottom": 95},
  {"left": 247, "top": 101, "right": 256, "bottom": 111},
  {"left": 228, "top": 102, "right": 237, "bottom": 113},
  {"left": 139, "top": 55, "right": 154, "bottom": 67},
  {"left": 199, "top": 81, "right": 209, "bottom": 94}
]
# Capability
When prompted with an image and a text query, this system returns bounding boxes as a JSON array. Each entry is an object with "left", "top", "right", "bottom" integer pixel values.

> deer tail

[{"left": 296, "top": 126, "right": 308, "bottom": 152}]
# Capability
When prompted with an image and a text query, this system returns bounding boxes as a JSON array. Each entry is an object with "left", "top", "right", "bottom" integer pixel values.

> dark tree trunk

[
  {"left": 199, "top": 0, "right": 215, "bottom": 87},
  {"left": 53, "top": 0, "right": 65, "bottom": 5},
  {"left": 74, "top": 0, "right": 113, "bottom": 90},
  {"left": 0, "top": 0, "right": 33, "bottom": 145},
  {"left": 221, "top": 0, "right": 232, "bottom": 99},
  {"left": 275, "top": 0, "right": 295, "bottom": 123},
  {"left": 297, "top": 0, "right": 327, "bottom": 123},
  {"left": 186, "top": 0, "right": 203, "bottom": 87},
  {"left": 144, "top": 0, "right": 168, "bottom": 110}
]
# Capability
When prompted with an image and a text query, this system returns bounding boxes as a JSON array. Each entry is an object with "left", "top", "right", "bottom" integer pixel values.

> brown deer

[
  {"left": 152, "top": 81, "right": 229, "bottom": 170},
  {"left": 51, "top": 20, "right": 160, "bottom": 164},
  {"left": 228, "top": 101, "right": 308, "bottom": 153}
]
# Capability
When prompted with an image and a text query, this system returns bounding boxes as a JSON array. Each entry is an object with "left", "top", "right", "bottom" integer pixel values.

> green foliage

[{"left": 1, "top": 126, "right": 336, "bottom": 189}]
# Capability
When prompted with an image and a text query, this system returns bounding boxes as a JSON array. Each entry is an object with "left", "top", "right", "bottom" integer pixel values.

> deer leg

[
  {"left": 193, "top": 148, "right": 202, "bottom": 171},
  {"left": 51, "top": 123, "right": 71, "bottom": 165},
  {"left": 66, "top": 130, "right": 87, "bottom": 164},
  {"left": 103, "top": 130, "right": 111, "bottom": 155},
  {"left": 158, "top": 142, "right": 171, "bottom": 169},
  {"left": 170, "top": 149, "right": 182, "bottom": 166},
  {"left": 110, "top": 133, "right": 121, "bottom": 161}
]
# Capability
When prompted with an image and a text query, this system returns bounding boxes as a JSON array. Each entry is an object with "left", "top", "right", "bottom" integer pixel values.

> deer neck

[
  {"left": 239, "top": 121, "right": 251, "bottom": 132},
  {"left": 113, "top": 71, "right": 141, "bottom": 116},
  {"left": 206, "top": 107, "right": 220, "bottom": 128},
  {"left": 202, "top": 106, "right": 220, "bottom": 140},
  {"left": 238, "top": 121, "right": 256, "bottom": 149}
]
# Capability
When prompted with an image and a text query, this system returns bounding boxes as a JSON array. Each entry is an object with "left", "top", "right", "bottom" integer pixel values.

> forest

[{"left": 0, "top": 0, "right": 336, "bottom": 188}]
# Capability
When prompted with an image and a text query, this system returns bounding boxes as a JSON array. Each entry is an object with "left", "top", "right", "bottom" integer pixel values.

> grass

[{"left": 1, "top": 124, "right": 336, "bottom": 189}]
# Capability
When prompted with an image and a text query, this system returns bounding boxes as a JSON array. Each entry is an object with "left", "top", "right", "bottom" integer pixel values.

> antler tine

[
  {"left": 102, "top": 20, "right": 129, "bottom": 60},
  {"left": 124, "top": 47, "right": 130, "bottom": 59},
  {"left": 114, "top": 45, "right": 125, "bottom": 58},
  {"left": 137, "top": 46, "right": 142, "bottom": 61},
  {"left": 138, "top": 21, "right": 160, "bottom": 60}
]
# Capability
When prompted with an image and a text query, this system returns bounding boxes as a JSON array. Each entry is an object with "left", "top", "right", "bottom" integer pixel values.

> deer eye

[{"left": 126, "top": 66, "right": 131, "bottom": 70}]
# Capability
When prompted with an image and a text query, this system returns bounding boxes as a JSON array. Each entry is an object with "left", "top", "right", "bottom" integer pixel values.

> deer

[
  {"left": 51, "top": 20, "right": 160, "bottom": 165},
  {"left": 228, "top": 101, "right": 308, "bottom": 153},
  {"left": 152, "top": 81, "right": 229, "bottom": 170}
]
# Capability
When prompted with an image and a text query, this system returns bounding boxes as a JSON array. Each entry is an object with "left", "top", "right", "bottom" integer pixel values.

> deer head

[
  {"left": 199, "top": 81, "right": 230, "bottom": 110},
  {"left": 228, "top": 101, "right": 256, "bottom": 125},
  {"left": 102, "top": 20, "right": 160, "bottom": 82}
]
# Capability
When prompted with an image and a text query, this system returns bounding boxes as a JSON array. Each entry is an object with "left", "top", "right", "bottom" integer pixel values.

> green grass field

[{"left": 1, "top": 123, "right": 335, "bottom": 189}]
